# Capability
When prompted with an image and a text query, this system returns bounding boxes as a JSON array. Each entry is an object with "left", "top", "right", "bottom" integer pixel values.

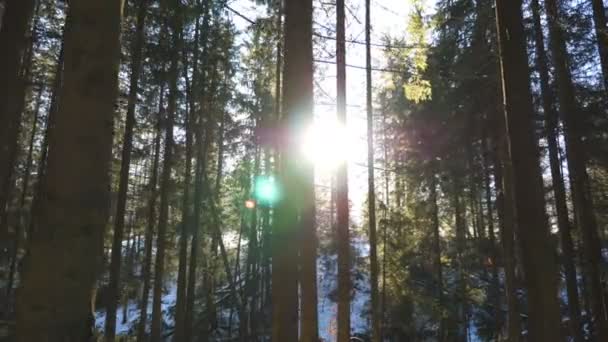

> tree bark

[
  {"left": 493, "top": 136, "right": 521, "bottom": 342},
  {"left": 105, "top": 0, "right": 149, "bottom": 339},
  {"left": 366, "top": 0, "right": 380, "bottom": 341},
  {"left": 494, "top": 1, "right": 563, "bottom": 340},
  {"left": 136, "top": 86, "right": 164, "bottom": 342},
  {"left": 15, "top": 0, "right": 123, "bottom": 340},
  {"left": 150, "top": 1, "right": 182, "bottom": 339},
  {"left": 300, "top": 0, "right": 318, "bottom": 335},
  {"left": 544, "top": 0, "right": 608, "bottom": 338},
  {"left": 529, "top": 0, "right": 583, "bottom": 339},
  {"left": 272, "top": 0, "right": 314, "bottom": 339},
  {"left": 174, "top": 3, "right": 200, "bottom": 338},
  {"left": 336, "top": 0, "right": 351, "bottom": 340},
  {"left": 429, "top": 173, "right": 444, "bottom": 341}
]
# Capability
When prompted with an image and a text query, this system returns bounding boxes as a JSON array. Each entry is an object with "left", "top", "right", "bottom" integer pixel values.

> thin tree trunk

[
  {"left": 300, "top": 0, "right": 319, "bottom": 334},
  {"left": 136, "top": 87, "right": 164, "bottom": 342},
  {"left": 174, "top": 4, "right": 200, "bottom": 338},
  {"left": 336, "top": 0, "right": 350, "bottom": 340},
  {"left": 183, "top": 2, "right": 211, "bottom": 341},
  {"left": 530, "top": 0, "right": 583, "bottom": 339},
  {"left": 544, "top": 0, "right": 608, "bottom": 338},
  {"left": 590, "top": 0, "right": 608, "bottom": 92},
  {"left": 0, "top": 0, "right": 36, "bottom": 233},
  {"left": 482, "top": 135, "right": 501, "bottom": 335},
  {"left": 430, "top": 173, "right": 444, "bottom": 341},
  {"left": 5, "top": 84, "right": 43, "bottom": 309},
  {"left": 150, "top": 1, "right": 182, "bottom": 339},
  {"left": 15, "top": 0, "right": 123, "bottom": 339},
  {"left": 493, "top": 142, "right": 520, "bottom": 342},
  {"left": 28, "top": 32, "right": 66, "bottom": 244},
  {"left": 105, "top": 0, "right": 149, "bottom": 339},
  {"left": 494, "top": 1, "right": 563, "bottom": 340},
  {"left": 366, "top": 0, "right": 380, "bottom": 340},
  {"left": 453, "top": 189, "right": 467, "bottom": 342}
]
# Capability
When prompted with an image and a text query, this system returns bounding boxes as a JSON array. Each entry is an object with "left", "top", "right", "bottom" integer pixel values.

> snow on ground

[{"left": 95, "top": 281, "right": 177, "bottom": 336}]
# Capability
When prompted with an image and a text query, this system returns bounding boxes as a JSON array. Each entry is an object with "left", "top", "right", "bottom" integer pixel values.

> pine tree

[
  {"left": 105, "top": 0, "right": 149, "bottom": 339},
  {"left": 16, "top": 0, "right": 123, "bottom": 339},
  {"left": 494, "top": 0, "right": 563, "bottom": 340}
]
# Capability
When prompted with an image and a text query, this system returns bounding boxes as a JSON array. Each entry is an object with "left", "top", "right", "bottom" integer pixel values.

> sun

[{"left": 300, "top": 115, "right": 357, "bottom": 173}]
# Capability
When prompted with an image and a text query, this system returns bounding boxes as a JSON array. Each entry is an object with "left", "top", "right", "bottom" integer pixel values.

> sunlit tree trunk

[
  {"left": 336, "top": 0, "right": 351, "bottom": 340},
  {"left": 15, "top": 0, "right": 123, "bottom": 339},
  {"left": 494, "top": 1, "right": 563, "bottom": 340},
  {"left": 272, "top": 0, "right": 314, "bottom": 339},
  {"left": 105, "top": 0, "right": 149, "bottom": 339},
  {"left": 366, "top": 1, "right": 380, "bottom": 341}
]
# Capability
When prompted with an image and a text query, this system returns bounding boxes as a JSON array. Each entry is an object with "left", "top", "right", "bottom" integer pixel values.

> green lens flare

[{"left": 254, "top": 175, "right": 280, "bottom": 206}]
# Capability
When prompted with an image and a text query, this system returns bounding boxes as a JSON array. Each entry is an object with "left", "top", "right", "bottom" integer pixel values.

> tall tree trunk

[
  {"left": 530, "top": 0, "right": 583, "bottom": 339},
  {"left": 336, "top": 0, "right": 350, "bottom": 340},
  {"left": 366, "top": 0, "right": 380, "bottom": 341},
  {"left": 136, "top": 87, "right": 164, "bottom": 342},
  {"left": 174, "top": 4, "right": 200, "bottom": 339},
  {"left": 300, "top": 0, "right": 318, "bottom": 336},
  {"left": 300, "top": 117, "right": 318, "bottom": 341},
  {"left": 28, "top": 33, "right": 65, "bottom": 244},
  {"left": 494, "top": 1, "right": 563, "bottom": 340},
  {"left": 150, "top": 1, "right": 182, "bottom": 340},
  {"left": 590, "top": 0, "right": 608, "bottom": 91},
  {"left": 482, "top": 135, "right": 501, "bottom": 335},
  {"left": 0, "top": 0, "right": 36, "bottom": 233},
  {"left": 15, "top": 0, "right": 123, "bottom": 340},
  {"left": 272, "top": 0, "right": 314, "bottom": 338},
  {"left": 5, "top": 85, "right": 43, "bottom": 310},
  {"left": 105, "top": 0, "right": 149, "bottom": 339},
  {"left": 183, "top": 2, "right": 211, "bottom": 341},
  {"left": 453, "top": 188, "right": 467, "bottom": 342},
  {"left": 544, "top": 0, "right": 608, "bottom": 338},
  {"left": 430, "top": 173, "right": 444, "bottom": 341},
  {"left": 493, "top": 133, "right": 521, "bottom": 342}
]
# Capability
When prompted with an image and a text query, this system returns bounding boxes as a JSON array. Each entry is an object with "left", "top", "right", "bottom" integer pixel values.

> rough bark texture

[
  {"left": 530, "top": 0, "right": 583, "bottom": 339},
  {"left": 494, "top": 1, "right": 563, "bottom": 341},
  {"left": 15, "top": 0, "right": 123, "bottom": 340},
  {"left": 105, "top": 0, "right": 148, "bottom": 339},
  {"left": 545, "top": 0, "right": 608, "bottom": 338}
]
